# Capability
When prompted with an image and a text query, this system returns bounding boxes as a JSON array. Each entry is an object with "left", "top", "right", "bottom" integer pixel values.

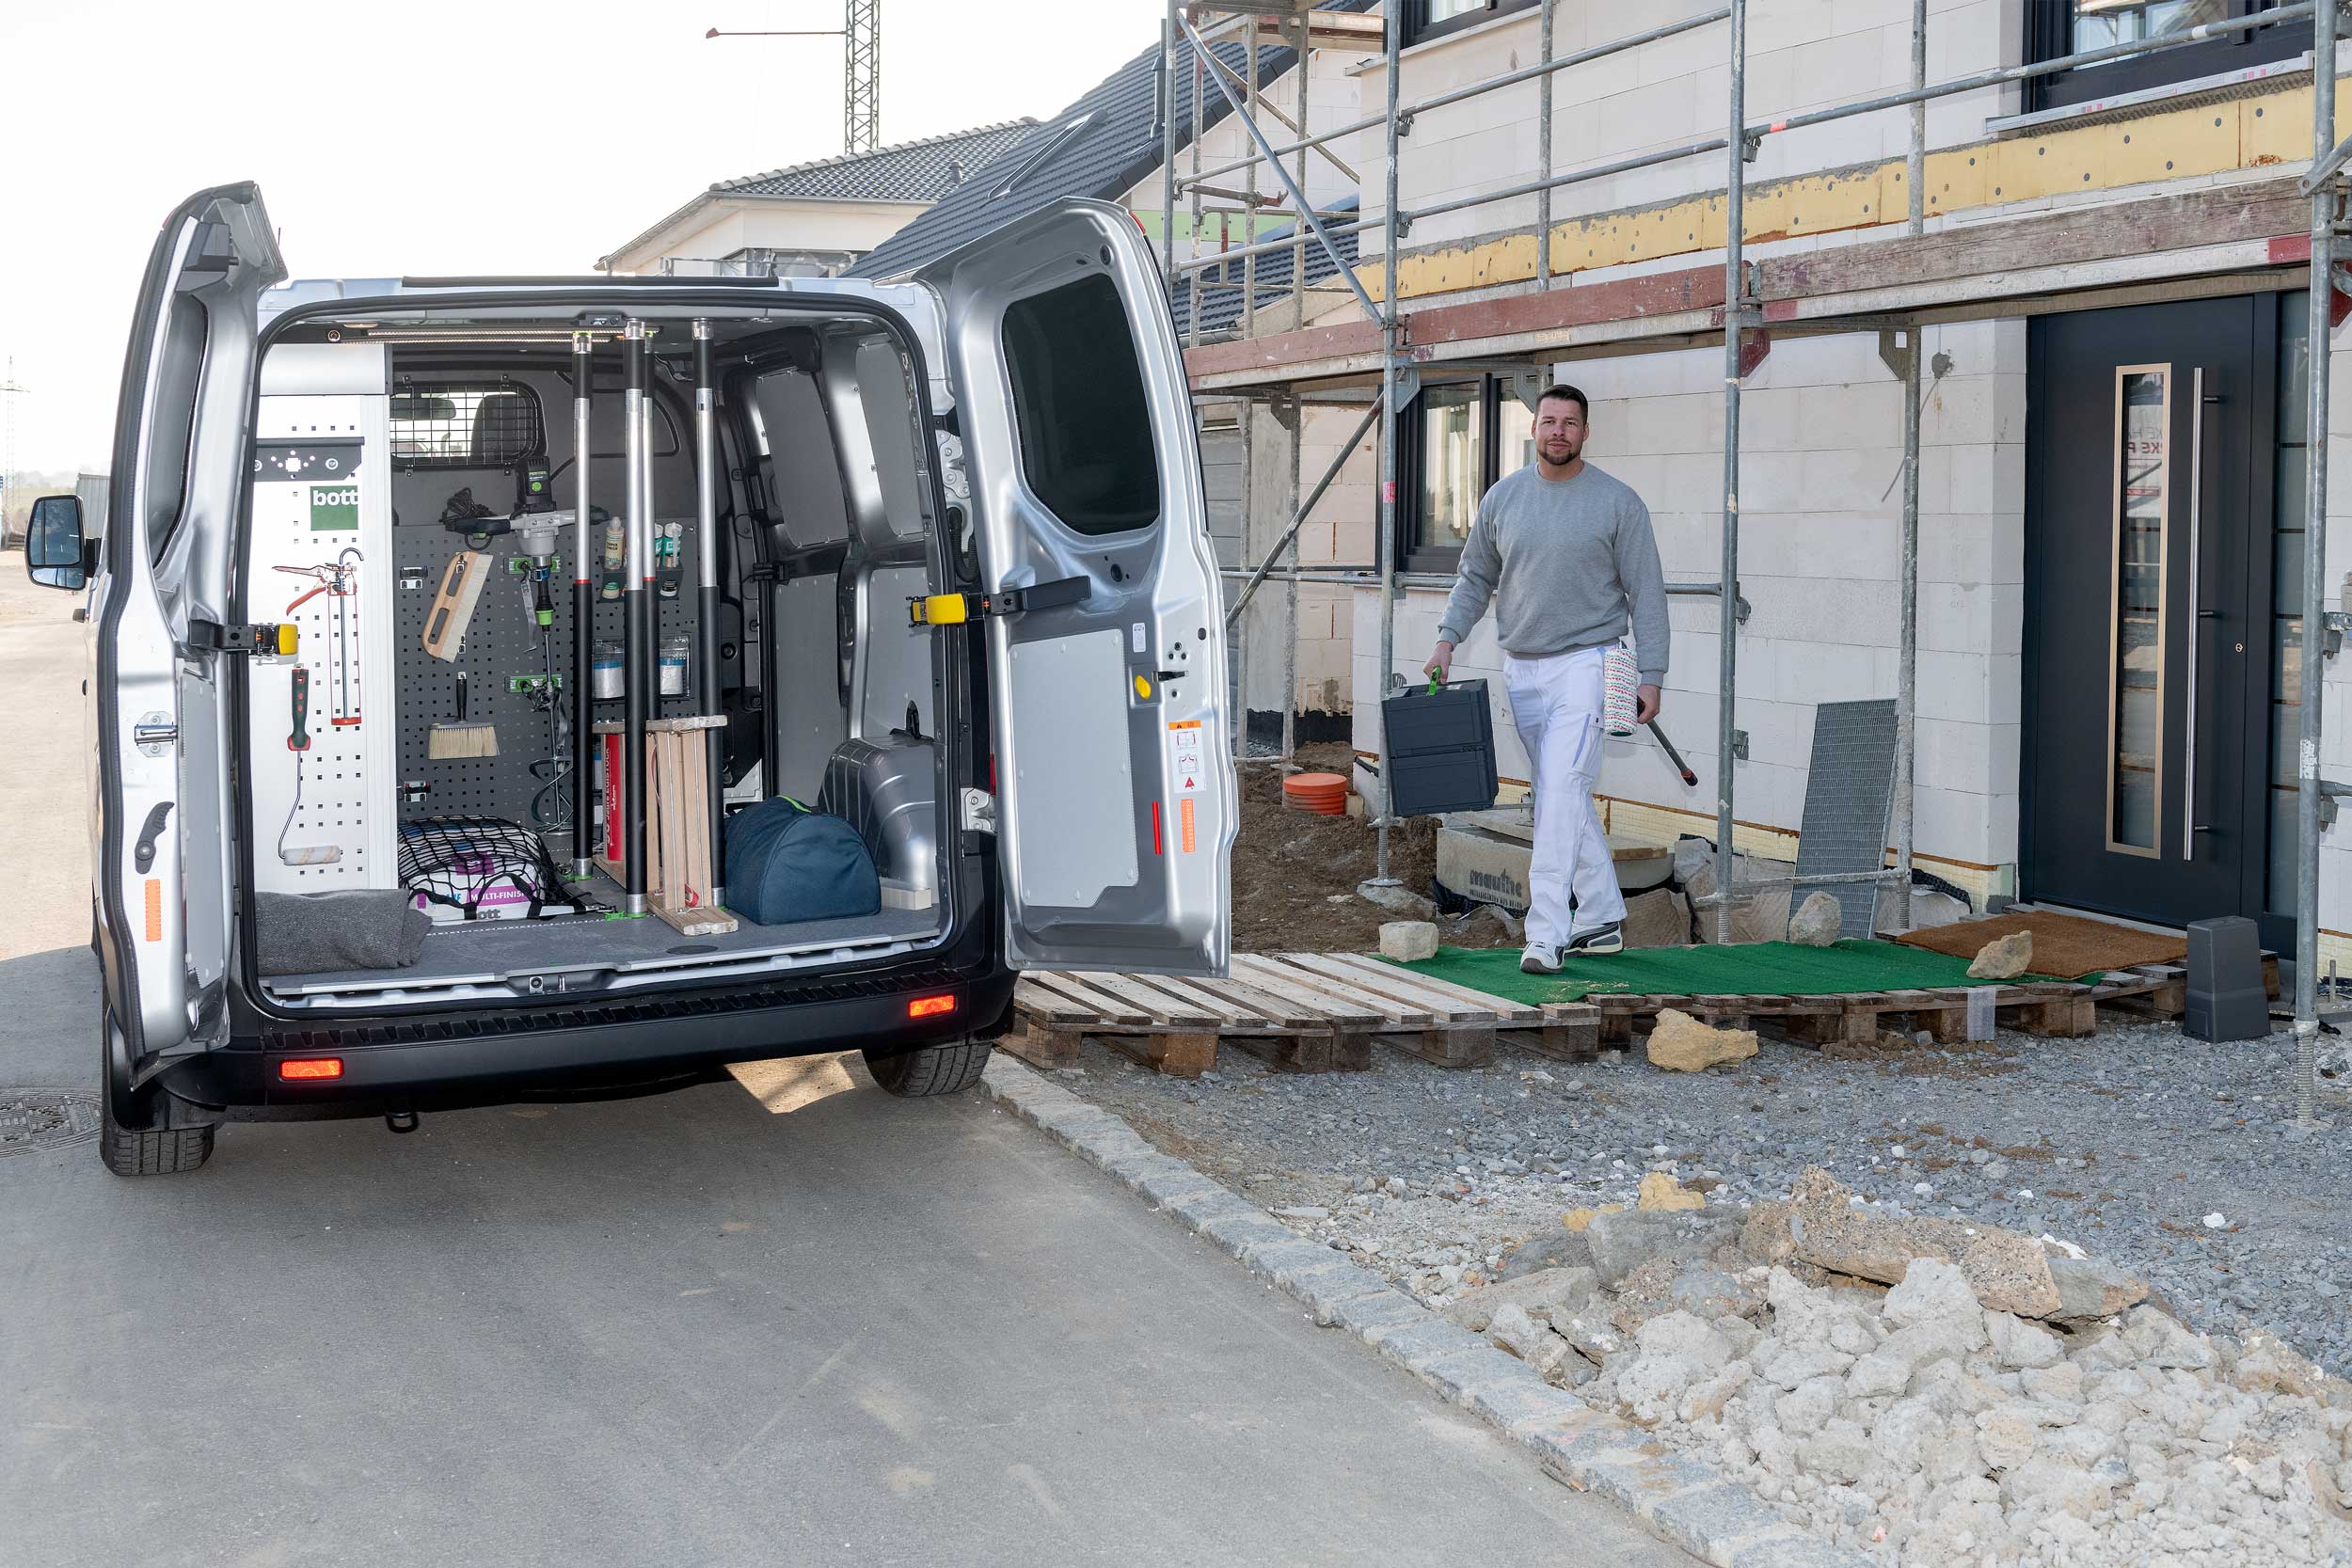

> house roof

[
  {"left": 1168, "top": 196, "right": 1361, "bottom": 340},
  {"left": 849, "top": 3, "right": 1375, "bottom": 281},
  {"left": 716, "top": 119, "right": 1041, "bottom": 202},
  {"left": 598, "top": 119, "right": 1041, "bottom": 270}
]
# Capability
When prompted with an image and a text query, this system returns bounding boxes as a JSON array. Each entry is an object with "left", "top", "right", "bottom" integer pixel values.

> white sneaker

[{"left": 1520, "top": 942, "right": 1562, "bottom": 974}]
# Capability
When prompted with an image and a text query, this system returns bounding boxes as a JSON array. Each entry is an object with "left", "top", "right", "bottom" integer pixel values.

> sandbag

[
  {"left": 723, "top": 797, "right": 882, "bottom": 927},
  {"left": 257, "top": 890, "right": 430, "bottom": 976}
]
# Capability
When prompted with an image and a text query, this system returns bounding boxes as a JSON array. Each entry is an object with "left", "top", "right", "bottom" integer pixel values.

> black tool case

[{"left": 1380, "top": 678, "right": 1499, "bottom": 817}]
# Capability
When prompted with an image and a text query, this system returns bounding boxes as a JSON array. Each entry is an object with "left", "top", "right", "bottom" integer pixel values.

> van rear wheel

[
  {"left": 863, "top": 1038, "right": 992, "bottom": 1099},
  {"left": 98, "top": 1007, "right": 215, "bottom": 1178}
]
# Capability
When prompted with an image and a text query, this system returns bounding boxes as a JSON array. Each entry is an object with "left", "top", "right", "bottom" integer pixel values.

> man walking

[{"left": 1425, "top": 385, "right": 1668, "bottom": 974}]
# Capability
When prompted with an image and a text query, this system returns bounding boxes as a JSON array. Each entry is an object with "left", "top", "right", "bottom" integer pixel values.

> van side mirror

[{"left": 24, "top": 494, "right": 88, "bottom": 592}]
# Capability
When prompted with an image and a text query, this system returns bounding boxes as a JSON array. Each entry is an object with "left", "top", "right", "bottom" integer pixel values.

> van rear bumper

[{"left": 171, "top": 963, "right": 1018, "bottom": 1119}]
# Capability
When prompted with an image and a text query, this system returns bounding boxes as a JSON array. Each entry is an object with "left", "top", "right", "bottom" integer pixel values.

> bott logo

[{"left": 308, "top": 483, "right": 359, "bottom": 531}]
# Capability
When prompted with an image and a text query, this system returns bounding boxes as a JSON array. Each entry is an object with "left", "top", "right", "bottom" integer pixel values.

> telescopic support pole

[
  {"left": 570, "top": 331, "right": 596, "bottom": 880},
  {"left": 693, "top": 319, "right": 725, "bottom": 910},
  {"left": 622, "top": 320, "right": 650, "bottom": 916}
]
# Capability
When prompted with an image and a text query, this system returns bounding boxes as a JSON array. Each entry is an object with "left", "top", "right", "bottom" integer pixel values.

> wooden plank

[
  {"left": 1762, "top": 177, "right": 2307, "bottom": 304},
  {"left": 1401, "top": 1023, "right": 1496, "bottom": 1069},
  {"left": 1069, "top": 971, "right": 1222, "bottom": 1029},
  {"left": 1222, "top": 1030, "right": 1343, "bottom": 1074},
  {"left": 1184, "top": 974, "right": 1330, "bottom": 1030},
  {"left": 1014, "top": 979, "right": 1104, "bottom": 1025},
  {"left": 1279, "top": 953, "right": 1500, "bottom": 1022},
  {"left": 1250, "top": 957, "right": 1436, "bottom": 1025},
  {"left": 1000, "top": 1020, "right": 1083, "bottom": 1070},
  {"left": 1023, "top": 973, "right": 1152, "bottom": 1027},
  {"left": 1101, "top": 1030, "right": 1217, "bottom": 1079},
  {"left": 1120, "top": 974, "right": 1263, "bottom": 1026},
  {"left": 1228, "top": 958, "right": 1385, "bottom": 1025},
  {"left": 1321, "top": 953, "right": 1544, "bottom": 1022},
  {"left": 658, "top": 903, "right": 737, "bottom": 937}
]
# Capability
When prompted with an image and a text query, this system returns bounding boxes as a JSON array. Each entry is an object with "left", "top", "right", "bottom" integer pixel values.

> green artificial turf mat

[{"left": 1379, "top": 939, "right": 2086, "bottom": 1006}]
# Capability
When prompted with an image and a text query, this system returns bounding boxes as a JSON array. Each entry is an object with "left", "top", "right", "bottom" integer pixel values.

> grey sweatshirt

[{"left": 1435, "top": 462, "right": 1671, "bottom": 686}]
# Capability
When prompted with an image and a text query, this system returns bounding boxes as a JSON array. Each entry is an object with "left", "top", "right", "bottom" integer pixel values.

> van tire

[
  {"left": 863, "top": 1038, "right": 992, "bottom": 1098},
  {"left": 98, "top": 1008, "right": 216, "bottom": 1178}
]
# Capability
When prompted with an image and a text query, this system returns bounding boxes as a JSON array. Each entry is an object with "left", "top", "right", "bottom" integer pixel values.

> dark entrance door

[{"left": 2025, "top": 295, "right": 2286, "bottom": 940}]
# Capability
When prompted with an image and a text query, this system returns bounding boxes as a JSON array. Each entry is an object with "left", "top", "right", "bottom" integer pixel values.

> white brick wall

[{"left": 1344, "top": 319, "right": 2026, "bottom": 873}]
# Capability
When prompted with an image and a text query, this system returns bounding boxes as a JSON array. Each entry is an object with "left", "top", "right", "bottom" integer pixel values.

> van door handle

[{"left": 134, "top": 802, "right": 174, "bottom": 874}]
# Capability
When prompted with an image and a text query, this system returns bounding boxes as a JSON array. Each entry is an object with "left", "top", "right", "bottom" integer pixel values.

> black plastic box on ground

[{"left": 1381, "top": 678, "right": 1499, "bottom": 817}]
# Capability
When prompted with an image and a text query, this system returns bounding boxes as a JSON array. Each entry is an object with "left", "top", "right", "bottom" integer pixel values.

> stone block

[
  {"left": 1622, "top": 885, "right": 1692, "bottom": 949},
  {"left": 1967, "top": 930, "right": 2032, "bottom": 979},
  {"left": 1788, "top": 891, "right": 1842, "bottom": 947},
  {"left": 1786, "top": 1166, "right": 2063, "bottom": 1319},
  {"left": 1377, "top": 920, "right": 1438, "bottom": 961},
  {"left": 1647, "top": 1008, "right": 1760, "bottom": 1072}
]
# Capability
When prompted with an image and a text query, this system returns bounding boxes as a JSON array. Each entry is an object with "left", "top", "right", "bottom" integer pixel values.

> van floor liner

[{"left": 267, "top": 881, "right": 939, "bottom": 998}]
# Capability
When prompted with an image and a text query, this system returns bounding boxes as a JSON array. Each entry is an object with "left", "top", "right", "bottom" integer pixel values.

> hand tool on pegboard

[{"left": 277, "top": 666, "right": 342, "bottom": 867}]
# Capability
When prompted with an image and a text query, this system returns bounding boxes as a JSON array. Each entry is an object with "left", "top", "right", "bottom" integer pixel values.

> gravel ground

[{"left": 1054, "top": 1015, "right": 2352, "bottom": 1377}]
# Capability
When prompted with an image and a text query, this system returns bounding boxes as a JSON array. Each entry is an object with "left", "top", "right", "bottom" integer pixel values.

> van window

[
  {"left": 389, "top": 382, "right": 546, "bottom": 469},
  {"left": 147, "top": 293, "right": 210, "bottom": 564},
  {"left": 1000, "top": 274, "right": 1158, "bottom": 536}
]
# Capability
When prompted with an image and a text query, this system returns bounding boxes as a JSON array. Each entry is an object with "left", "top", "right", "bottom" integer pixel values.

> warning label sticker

[{"left": 1167, "top": 719, "right": 1203, "bottom": 794}]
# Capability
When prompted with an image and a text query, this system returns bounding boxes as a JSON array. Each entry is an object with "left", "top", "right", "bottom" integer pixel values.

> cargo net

[
  {"left": 398, "top": 816, "right": 580, "bottom": 921},
  {"left": 388, "top": 381, "right": 545, "bottom": 471}
]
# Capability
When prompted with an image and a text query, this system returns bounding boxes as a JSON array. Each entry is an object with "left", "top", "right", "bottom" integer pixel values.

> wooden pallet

[
  {"left": 1007, "top": 953, "right": 1602, "bottom": 1076},
  {"left": 1007, "top": 953, "right": 2234, "bottom": 1079}
]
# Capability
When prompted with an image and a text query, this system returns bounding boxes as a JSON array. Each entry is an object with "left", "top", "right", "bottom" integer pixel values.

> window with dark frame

[
  {"left": 1398, "top": 374, "right": 1540, "bottom": 575},
  {"left": 2026, "top": 1, "right": 2307, "bottom": 113},
  {"left": 1403, "top": 0, "right": 1538, "bottom": 50}
]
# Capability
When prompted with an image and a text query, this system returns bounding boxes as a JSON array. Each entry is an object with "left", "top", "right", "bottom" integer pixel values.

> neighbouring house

[
  {"left": 596, "top": 119, "right": 1040, "bottom": 278},
  {"left": 1167, "top": 0, "right": 2352, "bottom": 964}
]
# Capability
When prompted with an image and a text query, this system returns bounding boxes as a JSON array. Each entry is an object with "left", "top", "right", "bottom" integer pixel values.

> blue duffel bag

[{"left": 723, "top": 797, "right": 882, "bottom": 927}]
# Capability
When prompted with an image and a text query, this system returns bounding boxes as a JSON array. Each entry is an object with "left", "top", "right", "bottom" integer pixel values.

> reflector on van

[
  {"left": 278, "top": 1057, "right": 344, "bottom": 1081},
  {"left": 907, "top": 994, "right": 956, "bottom": 1019}
]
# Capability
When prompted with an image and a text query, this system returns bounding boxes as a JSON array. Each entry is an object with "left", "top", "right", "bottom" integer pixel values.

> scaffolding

[{"left": 1161, "top": 0, "right": 2351, "bottom": 1125}]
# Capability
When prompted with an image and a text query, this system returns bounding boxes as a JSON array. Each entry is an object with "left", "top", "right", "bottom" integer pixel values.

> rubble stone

[
  {"left": 1787, "top": 1167, "right": 2065, "bottom": 1319},
  {"left": 1645, "top": 1008, "right": 1759, "bottom": 1073},
  {"left": 1376, "top": 920, "right": 1438, "bottom": 961},
  {"left": 1788, "top": 891, "right": 1843, "bottom": 947},
  {"left": 1583, "top": 1208, "right": 1740, "bottom": 1287},
  {"left": 1967, "top": 929, "right": 2033, "bottom": 980},
  {"left": 1439, "top": 1265, "right": 1598, "bottom": 1333},
  {"left": 1636, "top": 1171, "right": 1707, "bottom": 1212},
  {"left": 1984, "top": 1310, "right": 2064, "bottom": 1370},
  {"left": 1619, "top": 886, "right": 1692, "bottom": 950},
  {"left": 2044, "top": 1253, "right": 2151, "bottom": 1322}
]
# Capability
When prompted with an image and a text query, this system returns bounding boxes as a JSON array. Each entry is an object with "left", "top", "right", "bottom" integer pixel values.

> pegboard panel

[
  {"left": 246, "top": 394, "right": 398, "bottom": 893},
  {"left": 390, "top": 498, "right": 708, "bottom": 848}
]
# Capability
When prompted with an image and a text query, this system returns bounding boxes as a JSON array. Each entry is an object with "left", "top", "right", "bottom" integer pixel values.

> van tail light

[
  {"left": 278, "top": 1057, "right": 343, "bottom": 1081},
  {"left": 908, "top": 994, "right": 957, "bottom": 1020}
]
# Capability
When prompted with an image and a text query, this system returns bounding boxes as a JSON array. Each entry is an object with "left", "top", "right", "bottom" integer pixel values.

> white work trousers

[{"left": 1502, "top": 647, "right": 1624, "bottom": 948}]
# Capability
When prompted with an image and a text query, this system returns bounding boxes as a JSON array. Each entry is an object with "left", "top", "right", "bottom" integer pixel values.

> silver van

[{"left": 26, "top": 182, "right": 1235, "bottom": 1175}]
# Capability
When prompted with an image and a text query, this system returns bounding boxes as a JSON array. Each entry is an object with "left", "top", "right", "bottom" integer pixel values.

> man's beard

[{"left": 1540, "top": 440, "right": 1579, "bottom": 464}]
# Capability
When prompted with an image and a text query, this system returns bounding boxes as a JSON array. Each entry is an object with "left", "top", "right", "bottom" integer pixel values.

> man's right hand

[{"left": 1424, "top": 641, "right": 1454, "bottom": 683}]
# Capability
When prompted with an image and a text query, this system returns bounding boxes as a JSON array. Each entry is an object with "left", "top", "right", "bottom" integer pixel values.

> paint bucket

[{"left": 592, "top": 641, "right": 625, "bottom": 701}]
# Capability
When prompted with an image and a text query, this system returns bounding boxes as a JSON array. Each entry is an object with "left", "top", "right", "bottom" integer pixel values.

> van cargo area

[{"left": 243, "top": 299, "right": 959, "bottom": 1010}]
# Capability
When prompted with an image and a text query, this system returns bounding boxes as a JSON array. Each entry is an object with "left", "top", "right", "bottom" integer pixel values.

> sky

[{"left": 0, "top": 0, "right": 1171, "bottom": 476}]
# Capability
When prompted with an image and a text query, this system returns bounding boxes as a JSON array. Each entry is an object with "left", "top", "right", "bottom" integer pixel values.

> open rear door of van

[
  {"left": 917, "top": 199, "right": 1235, "bottom": 975},
  {"left": 96, "top": 184, "right": 283, "bottom": 1076}
]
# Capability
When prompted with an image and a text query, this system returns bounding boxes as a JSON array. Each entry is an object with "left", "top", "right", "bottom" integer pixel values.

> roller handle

[{"left": 288, "top": 667, "right": 311, "bottom": 752}]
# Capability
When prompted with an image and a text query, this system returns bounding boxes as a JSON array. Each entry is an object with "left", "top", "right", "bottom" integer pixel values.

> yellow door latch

[
  {"left": 190, "top": 620, "right": 298, "bottom": 658},
  {"left": 907, "top": 576, "right": 1090, "bottom": 628}
]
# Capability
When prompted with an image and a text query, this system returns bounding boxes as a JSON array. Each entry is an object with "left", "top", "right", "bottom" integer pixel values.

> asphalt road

[{"left": 0, "top": 945, "right": 1693, "bottom": 1568}]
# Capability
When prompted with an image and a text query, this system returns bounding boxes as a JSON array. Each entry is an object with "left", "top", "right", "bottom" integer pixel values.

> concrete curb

[{"left": 982, "top": 1055, "right": 1873, "bottom": 1568}]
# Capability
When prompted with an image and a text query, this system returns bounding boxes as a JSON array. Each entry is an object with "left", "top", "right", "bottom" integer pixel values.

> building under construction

[{"left": 1102, "top": 0, "right": 2351, "bottom": 1116}]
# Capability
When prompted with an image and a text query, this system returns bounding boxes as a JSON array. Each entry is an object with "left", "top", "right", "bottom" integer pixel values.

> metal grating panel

[
  {"left": 1793, "top": 698, "right": 1899, "bottom": 941},
  {"left": 389, "top": 382, "right": 546, "bottom": 471},
  {"left": 391, "top": 509, "right": 706, "bottom": 848}
]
